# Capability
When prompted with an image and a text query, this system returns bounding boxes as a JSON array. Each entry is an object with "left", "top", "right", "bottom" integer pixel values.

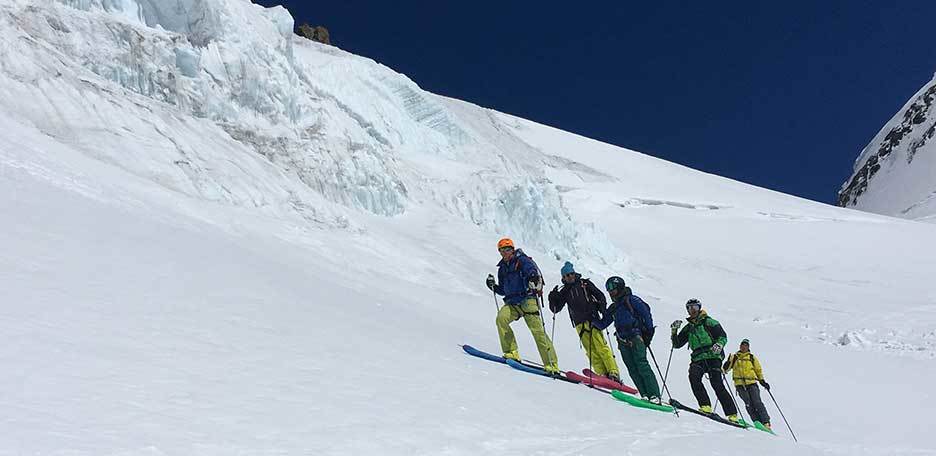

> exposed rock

[{"left": 297, "top": 23, "right": 330, "bottom": 45}]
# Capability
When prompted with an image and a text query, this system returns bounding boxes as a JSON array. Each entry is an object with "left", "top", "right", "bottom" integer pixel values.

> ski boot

[{"left": 699, "top": 405, "right": 713, "bottom": 414}]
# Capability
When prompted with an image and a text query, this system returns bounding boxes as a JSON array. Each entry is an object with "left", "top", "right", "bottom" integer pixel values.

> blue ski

[{"left": 462, "top": 344, "right": 507, "bottom": 364}]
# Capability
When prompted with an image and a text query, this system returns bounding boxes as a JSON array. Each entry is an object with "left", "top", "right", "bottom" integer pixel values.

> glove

[
  {"left": 759, "top": 380, "right": 770, "bottom": 390},
  {"left": 711, "top": 343, "right": 723, "bottom": 355},
  {"left": 641, "top": 327, "right": 655, "bottom": 345},
  {"left": 486, "top": 274, "right": 496, "bottom": 291},
  {"left": 528, "top": 275, "right": 543, "bottom": 292},
  {"left": 670, "top": 320, "right": 682, "bottom": 333}
]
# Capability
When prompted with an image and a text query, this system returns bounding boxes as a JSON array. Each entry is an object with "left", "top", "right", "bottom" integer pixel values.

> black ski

[{"left": 669, "top": 399, "right": 749, "bottom": 429}]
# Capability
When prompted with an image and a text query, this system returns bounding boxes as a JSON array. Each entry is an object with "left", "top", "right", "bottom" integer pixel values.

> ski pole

[
  {"left": 489, "top": 275, "right": 499, "bottom": 312},
  {"left": 765, "top": 387, "right": 798, "bottom": 442},
  {"left": 550, "top": 312, "right": 557, "bottom": 347},
  {"left": 606, "top": 330, "right": 617, "bottom": 361},
  {"left": 646, "top": 344, "right": 679, "bottom": 416},
  {"left": 586, "top": 326, "right": 595, "bottom": 387},
  {"left": 663, "top": 343, "right": 675, "bottom": 385},
  {"left": 719, "top": 369, "right": 747, "bottom": 424}
]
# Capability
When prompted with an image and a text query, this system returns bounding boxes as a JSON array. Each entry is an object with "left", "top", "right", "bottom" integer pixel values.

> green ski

[
  {"left": 611, "top": 390, "right": 675, "bottom": 413},
  {"left": 753, "top": 421, "right": 775, "bottom": 435}
]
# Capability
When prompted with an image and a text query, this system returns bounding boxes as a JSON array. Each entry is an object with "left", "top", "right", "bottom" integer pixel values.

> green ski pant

[
  {"left": 496, "top": 297, "right": 558, "bottom": 371},
  {"left": 575, "top": 322, "right": 620, "bottom": 377},
  {"left": 617, "top": 335, "right": 661, "bottom": 398}
]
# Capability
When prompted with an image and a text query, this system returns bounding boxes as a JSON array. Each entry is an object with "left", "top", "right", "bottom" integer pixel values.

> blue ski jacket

[
  {"left": 494, "top": 249, "right": 540, "bottom": 305},
  {"left": 593, "top": 291, "right": 654, "bottom": 340}
]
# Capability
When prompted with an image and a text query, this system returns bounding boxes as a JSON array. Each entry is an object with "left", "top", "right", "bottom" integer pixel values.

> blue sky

[{"left": 255, "top": 0, "right": 936, "bottom": 203}]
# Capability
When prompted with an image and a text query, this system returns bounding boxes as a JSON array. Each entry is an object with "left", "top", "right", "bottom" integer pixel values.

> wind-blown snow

[{"left": 2, "top": 1, "right": 936, "bottom": 455}]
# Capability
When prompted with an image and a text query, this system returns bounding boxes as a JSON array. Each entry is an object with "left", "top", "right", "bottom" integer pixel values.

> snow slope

[
  {"left": 838, "top": 73, "right": 936, "bottom": 220},
  {"left": 2, "top": 1, "right": 935, "bottom": 455}
]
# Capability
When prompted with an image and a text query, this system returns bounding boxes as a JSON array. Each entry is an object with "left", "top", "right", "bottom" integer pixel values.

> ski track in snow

[{"left": 1, "top": 1, "right": 936, "bottom": 455}]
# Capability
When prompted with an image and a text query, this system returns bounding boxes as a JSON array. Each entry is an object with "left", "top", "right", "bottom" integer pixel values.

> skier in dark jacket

[
  {"left": 548, "top": 262, "right": 620, "bottom": 381},
  {"left": 485, "top": 238, "right": 559, "bottom": 374},
  {"left": 671, "top": 298, "right": 740, "bottom": 422},
  {"left": 593, "top": 277, "right": 661, "bottom": 403}
]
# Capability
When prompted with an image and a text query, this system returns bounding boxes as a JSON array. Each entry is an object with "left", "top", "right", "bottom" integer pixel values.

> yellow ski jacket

[{"left": 723, "top": 352, "right": 764, "bottom": 386}]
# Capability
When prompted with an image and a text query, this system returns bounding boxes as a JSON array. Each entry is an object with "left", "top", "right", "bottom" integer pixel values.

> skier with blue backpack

[
  {"left": 592, "top": 276, "right": 662, "bottom": 404},
  {"left": 485, "top": 238, "right": 559, "bottom": 374}
]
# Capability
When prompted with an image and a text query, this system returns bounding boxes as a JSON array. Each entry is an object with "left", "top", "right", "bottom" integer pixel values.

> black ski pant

[
  {"left": 688, "top": 358, "right": 737, "bottom": 415},
  {"left": 736, "top": 383, "right": 770, "bottom": 424}
]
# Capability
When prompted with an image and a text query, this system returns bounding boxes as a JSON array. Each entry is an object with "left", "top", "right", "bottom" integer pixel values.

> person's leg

[
  {"left": 618, "top": 340, "right": 646, "bottom": 394},
  {"left": 495, "top": 304, "right": 522, "bottom": 359},
  {"left": 706, "top": 360, "right": 737, "bottom": 416},
  {"left": 737, "top": 384, "right": 756, "bottom": 420},
  {"left": 519, "top": 298, "right": 558, "bottom": 372},
  {"left": 576, "top": 323, "right": 598, "bottom": 372},
  {"left": 630, "top": 337, "right": 661, "bottom": 398},
  {"left": 749, "top": 384, "right": 771, "bottom": 424},
  {"left": 688, "top": 361, "right": 711, "bottom": 408},
  {"left": 588, "top": 326, "right": 620, "bottom": 378}
]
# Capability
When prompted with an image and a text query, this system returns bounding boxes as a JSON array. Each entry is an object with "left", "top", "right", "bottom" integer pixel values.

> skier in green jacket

[{"left": 671, "top": 298, "right": 740, "bottom": 422}]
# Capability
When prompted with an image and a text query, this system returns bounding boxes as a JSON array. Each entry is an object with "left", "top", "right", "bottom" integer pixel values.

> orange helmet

[{"left": 497, "top": 238, "right": 515, "bottom": 250}]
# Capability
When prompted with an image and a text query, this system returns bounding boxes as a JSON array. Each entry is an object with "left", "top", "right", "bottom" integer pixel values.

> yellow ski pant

[
  {"left": 496, "top": 297, "right": 559, "bottom": 371},
  {"left": 576, "top": 322, "right": 620, "bottom": 377}
]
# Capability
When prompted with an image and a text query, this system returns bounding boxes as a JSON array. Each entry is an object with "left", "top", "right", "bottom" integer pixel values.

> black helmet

[
  {"left": 605, "top": 276, "right": 626, "bottom": 293},
  {"left": 686, "top": 298, "right": 701, "bottom": 310}
]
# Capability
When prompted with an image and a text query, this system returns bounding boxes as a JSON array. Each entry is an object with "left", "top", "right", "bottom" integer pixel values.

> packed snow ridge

[{"left": 838, "top": 72, "right": 936, "bottom": 220}]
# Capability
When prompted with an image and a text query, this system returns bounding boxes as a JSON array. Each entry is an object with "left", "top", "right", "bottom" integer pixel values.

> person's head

[
  {"left": 560, "top": 261, "right": 576, "bottom": 284},
  {"left": 497, "top": 238, "right": 515, "bottom": 260},
  {"left": 605, "top": 276, "right": 627, "bottom": 300},
  {"left": 685, "top": 298, "right": 702, "bottom": 318},
  {"left": 740, "top": 338, "right": 750, "bottom": 353}
]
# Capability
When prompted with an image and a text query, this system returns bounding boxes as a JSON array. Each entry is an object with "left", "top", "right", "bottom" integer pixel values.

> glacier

[{"left": 2, "top": 1, "right": 936, "bottom": 455}]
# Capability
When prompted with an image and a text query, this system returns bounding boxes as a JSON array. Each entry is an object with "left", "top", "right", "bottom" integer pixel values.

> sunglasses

[{"left": 499, "top": 247, "right": 514, "bottom": 253}]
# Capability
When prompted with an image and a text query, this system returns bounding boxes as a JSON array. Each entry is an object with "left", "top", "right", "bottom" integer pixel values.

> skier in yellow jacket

[{"left": 723, "top": 338, "right": 771, "bottom": 429}]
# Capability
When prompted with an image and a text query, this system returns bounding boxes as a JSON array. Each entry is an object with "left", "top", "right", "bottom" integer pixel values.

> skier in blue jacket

[
  {"left": 593, "top": 276, "right": 661, "bottom": 403},
  {"left": 485, "top": 238, "right": 559, "bottom": 374}
]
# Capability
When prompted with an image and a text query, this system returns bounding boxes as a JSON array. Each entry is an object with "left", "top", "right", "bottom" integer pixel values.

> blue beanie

[{"left": 560, "top": 261, "right": 575, "bottom": 276}]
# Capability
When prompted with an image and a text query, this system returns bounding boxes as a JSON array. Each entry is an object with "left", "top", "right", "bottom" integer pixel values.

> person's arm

[
  {"left": 754, "top": 355, "right": 765, "bottom": 381},
  {"left": 723, "top": 353, "right": 735, "bottom": 372},
  {"left": 493, "top": 269, "right": 504, "bottom": 296},
  {"left": 707, "top": 318, "right": 728, "bottom": 348},
  {"left": 636, "top": 297, "right": 654, "bottom": 330},
  {"left": 548, "top": 286, "right": 566, "bottom": 313},
  {"left": 593, "top": 302, "right": 616, "bottom": 331},
  {"left": 587, "top": 280, "right": 608, "bottom": 314},
  {"left": 672, "top": 322, "right": 689, "bottom": 348},
  {"left": 518, "top": 255, "right": 539, "bottom": 282}
]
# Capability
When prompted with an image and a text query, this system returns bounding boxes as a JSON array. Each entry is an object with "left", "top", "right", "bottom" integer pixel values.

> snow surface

[{"left": 1, "top": 1, "right": 935, "bottom": 455}]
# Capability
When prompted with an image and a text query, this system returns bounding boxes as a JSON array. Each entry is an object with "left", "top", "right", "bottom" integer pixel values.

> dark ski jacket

[
  {"left": 672, "top": 310, "right": 728, "bottom": 362},
  {"left": 547, "top": 274, "right": 607, "bottom": 327},
  {"left": 593, "top": 288, "right": 654, "bottom": 341},
  {"left": 494, "top": 249, "right": 540, "bottom": 305}
]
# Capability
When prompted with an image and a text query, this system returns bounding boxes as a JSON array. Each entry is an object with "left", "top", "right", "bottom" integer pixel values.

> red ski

[{"left": 566, "top": 369, "right": 638, "bottom": 394}]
